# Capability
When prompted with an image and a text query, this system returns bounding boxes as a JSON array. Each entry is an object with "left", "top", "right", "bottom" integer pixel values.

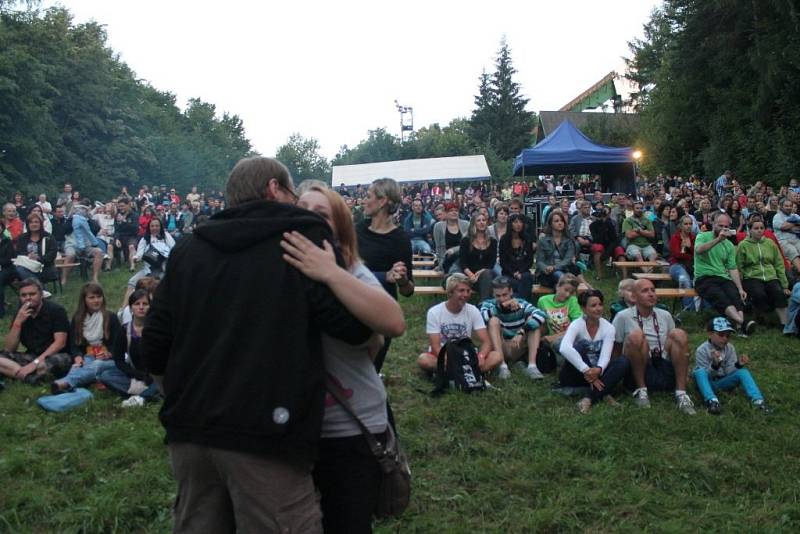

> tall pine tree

[{"left": 469, "top": 38, "right": 535, "bottom": 164}]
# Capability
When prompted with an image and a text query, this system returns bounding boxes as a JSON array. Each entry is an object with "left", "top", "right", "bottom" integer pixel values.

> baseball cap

[{"left": 708, "top": 316, "right": 736, "bottom": 333}]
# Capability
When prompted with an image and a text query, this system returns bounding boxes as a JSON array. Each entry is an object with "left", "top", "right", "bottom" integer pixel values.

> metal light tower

[{"left": 394, "top": 100, "right": 414, "bottom": 143}]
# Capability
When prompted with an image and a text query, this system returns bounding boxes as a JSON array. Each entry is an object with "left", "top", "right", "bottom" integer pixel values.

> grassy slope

[{"left": 0, "top": 270, "right": 798, "bottom": 533}]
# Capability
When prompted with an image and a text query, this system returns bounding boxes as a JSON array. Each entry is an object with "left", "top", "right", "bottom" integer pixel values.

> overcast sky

[{"left": 51, "top": 0, "right": 661, "bottom": 159}]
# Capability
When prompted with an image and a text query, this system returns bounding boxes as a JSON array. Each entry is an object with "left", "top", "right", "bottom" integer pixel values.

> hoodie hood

[{"left": 193, "top": 199, "right": 329, "bottom": 253}]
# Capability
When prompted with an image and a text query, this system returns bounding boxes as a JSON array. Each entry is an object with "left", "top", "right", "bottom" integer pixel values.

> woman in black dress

[{"left": 357, "top": 178, "right": 414, "bottom": 372}]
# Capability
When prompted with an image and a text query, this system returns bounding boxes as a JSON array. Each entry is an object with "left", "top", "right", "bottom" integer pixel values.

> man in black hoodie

[{"left": 142, "top": 157, "right": 372, "bottom": 533}]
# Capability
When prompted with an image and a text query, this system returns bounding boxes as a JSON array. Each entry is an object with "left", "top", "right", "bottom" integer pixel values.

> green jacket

[{"left": 735, "top": 237, "right": 788, "bottom": 288}]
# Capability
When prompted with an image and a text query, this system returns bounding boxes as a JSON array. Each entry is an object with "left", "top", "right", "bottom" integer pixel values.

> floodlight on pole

[
  {"left": 394, "top": 100, "right": 414, "bottom": 143},
  {"left": 632, "top": 150, "right": 642, "bottom": 160}
]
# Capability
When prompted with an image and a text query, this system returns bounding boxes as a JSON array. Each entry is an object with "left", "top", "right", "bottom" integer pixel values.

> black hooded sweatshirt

[{"left": 141, "top": 200, "right": 372, "bottom": 464}]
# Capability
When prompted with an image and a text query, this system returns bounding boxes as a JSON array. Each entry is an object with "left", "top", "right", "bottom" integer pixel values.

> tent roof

[
  {"left": 332, "top": 155, "right": 490, "bottom": 187},
  {"left": 513, "top": 120, "right": 634, "bottom": 176}
]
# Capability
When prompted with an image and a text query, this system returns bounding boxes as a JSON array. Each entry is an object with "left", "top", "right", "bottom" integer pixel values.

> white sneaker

[
  {"left": 497, "top": 366, "right": 511, "bottom": 380},
  {"left": 676, "top": 393, "right": 696, "bottom": 415},
  {"left": 523, "top": 365, "right": 544, "bottom": 380},
  {"left": 632, "top": 388, "right": 651, "bottom": 408},
  {"left": 121, "top": 395, "right": 145, "bottom": 408}
]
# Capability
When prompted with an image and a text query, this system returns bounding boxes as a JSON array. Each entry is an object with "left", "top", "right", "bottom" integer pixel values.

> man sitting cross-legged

[
  {"left": 612, "top": 278, "right": 696, "bottom": 415},
  {"left": 480, "top": 276, "right": 548, "bottom": 380},
  {"left": 0, "top": 278, "right": 72, "bottom": 384},
  {"left": 417, "top": 273, "right": 503, "bottom": 374}
]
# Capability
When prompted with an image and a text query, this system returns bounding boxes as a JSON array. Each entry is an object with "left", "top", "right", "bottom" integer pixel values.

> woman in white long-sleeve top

[{"left": 558, "top": 289, "right": 630, "bottom": 414}]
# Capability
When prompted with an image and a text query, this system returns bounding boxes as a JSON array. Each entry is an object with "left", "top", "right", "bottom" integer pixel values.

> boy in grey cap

[{"left": 693, "top": 316, "right": 770, "bottom": 415}]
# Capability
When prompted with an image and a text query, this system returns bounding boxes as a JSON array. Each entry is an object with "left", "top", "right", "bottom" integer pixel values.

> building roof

[
  {"left": 536, "top": 111, "right": 640, "bottom": 143},
  {"left": 332, "top": 155, "right": 490, "bottom": 187}
]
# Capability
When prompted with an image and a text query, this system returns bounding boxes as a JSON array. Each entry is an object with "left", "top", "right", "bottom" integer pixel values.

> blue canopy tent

[{"left": 513, "top": 120, "right": 636, "bottom": 194}]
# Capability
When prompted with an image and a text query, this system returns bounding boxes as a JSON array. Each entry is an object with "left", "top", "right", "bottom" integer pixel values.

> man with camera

[
  {"left": 694, "top": 213, "right": 756, "bottom": 337},
  {"left": 612, "top": 278, "right": 696, "bottom": 414}
]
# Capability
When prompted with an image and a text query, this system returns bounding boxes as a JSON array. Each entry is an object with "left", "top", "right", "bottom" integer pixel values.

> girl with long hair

[
  {"left": 459, "top": 212, "right": 497, "bottom": 300},
  {"left": 281, "top": 185, "right": 405, "bottom": 534},
  {"left": 51, "top": 282, "right": 121, "bottom": 393},
  {"left": 535, "top": 211, "right": 589, "bottom": 289},
  {"left": 98, "top": 289, "right": 160, "bottom": 406},
  {"left": 15, "top": 212, "right": 57, "bottom": 284},
  {"left": 499, "top": 213, "right": 534, "bottom": 298}
]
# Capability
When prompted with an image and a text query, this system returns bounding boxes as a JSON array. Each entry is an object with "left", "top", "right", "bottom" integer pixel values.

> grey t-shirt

[
  {"left": 612, "top": 306, "right": 675, "bottom": 356},
  {"left": 321, "top": 261, "right": 388, "bottom": 438}
]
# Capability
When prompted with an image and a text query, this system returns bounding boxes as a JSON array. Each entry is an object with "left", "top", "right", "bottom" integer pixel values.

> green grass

[{"left": 1, "top": 270, "right": 799, "bottom": 532}]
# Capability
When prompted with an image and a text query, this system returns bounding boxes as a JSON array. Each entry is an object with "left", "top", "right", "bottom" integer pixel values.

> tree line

[
  {"left": 0, "top": 3, "right": 253, "bottom": 201},
  {"left": 627, "top": 0, "right": 800, "bottom": 184}
]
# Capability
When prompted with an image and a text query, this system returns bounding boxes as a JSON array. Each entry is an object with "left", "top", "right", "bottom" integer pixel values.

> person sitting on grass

[
  {"left": 693, "top": 316, "right": 771, "bottom": 415},
  {"left": 480, "top": 276, "right": 548, "bottom": 380},
  {"left": 0, "top": 220, "right": 18, "bottom": 319},
  {"left": 14, "top": 212, "right": 57, "bottom": 285},
  {"left": 51, "top": 282, "right": 121, "bottom": 394},
  {"left": 98, "top": 289, "right": 161, "bottom": 407},
  {"left": 121, "top": 217, "right": 175, "bottom": 310},
  {"left": 558, "top": 289, "right": 631, "bottom": 414},
  {"left": 537, "top": 273, "right": 582, "bottom": 354},
  {"left": 612, "top": 279, "right": 696, "bottom": 415},
  {"left": 417, "top": 273, "right": 502, "bottom": 375},
  {"left": 0, "top": 278, "right": 71, "bottom": 384}
]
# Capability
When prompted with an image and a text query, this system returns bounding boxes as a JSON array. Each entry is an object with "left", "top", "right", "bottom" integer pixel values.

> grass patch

[{"left": 0, "top": 270, "right": 798, "bottom": 532}]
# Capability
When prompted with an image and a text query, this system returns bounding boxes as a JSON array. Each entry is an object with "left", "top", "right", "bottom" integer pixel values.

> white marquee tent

[{"left": 332, "top": 155, "right": 491, "bottom": 187}]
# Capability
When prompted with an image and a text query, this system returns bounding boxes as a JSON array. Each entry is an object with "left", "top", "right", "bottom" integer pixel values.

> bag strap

[
  {"left": 324, "top": 374, "right": 386, "bottom": 458},
  {"left": 430, "top": 342, "right": 449, "bottom": 396}
]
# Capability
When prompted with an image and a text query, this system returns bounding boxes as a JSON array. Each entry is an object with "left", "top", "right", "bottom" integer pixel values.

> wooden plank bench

[
  {"left": 412, "top": 260, "right": 436, "bottom": 268},
  {"left": 412, "top": 269, "right": 444, "bottom": 279},
  {"left": 613, "top": 261, "right": 668, "bottom": 279},
  {"left": 633, "top": 272, "right": 673, "bottom": 282},
  {"left": 655, "top": 287, "right": 698, "bottom": 314}
]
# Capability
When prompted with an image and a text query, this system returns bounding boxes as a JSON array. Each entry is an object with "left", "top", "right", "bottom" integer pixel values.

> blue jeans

[
  {"left": 692, "top": 368, "right": 763, "bottom": 403},
  {"left": 97, "top": 366, "right": 159, "bottom": 399},
  {"left": 509, "top": 271, "right": 534, "bottom": 299},
  {"left": 57, "top": 356, "right": 117, "bottom": 389},
  {"left": 410, "top": 238, "right": 433, "bottom": 255},
  {"left": 669, "top": 263, "right": 695, "bottom": 310}
]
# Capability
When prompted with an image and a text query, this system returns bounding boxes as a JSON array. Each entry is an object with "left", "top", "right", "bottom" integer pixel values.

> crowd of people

[{"left": 0, "top": 162, "right": 797, "bottom": 532}]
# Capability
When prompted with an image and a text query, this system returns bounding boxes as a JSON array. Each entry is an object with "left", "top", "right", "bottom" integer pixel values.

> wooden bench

[
  {"left": 412, "top": 269, "right": 444, "bottom": 279},
  {"left": 655, "top": 287, "right": 698, "bottom": 314},
  {"left": 633, "top": 272, "right": 673, "bottom": 282},
  {"left": 613, "top": 261, "right": 669, "bottom": 279},
  {"left": 412, "top": 260, "right": 436, "bottom": 268},
  {"left": 412, "top": 283, "right": 591, "bottom": 299}
]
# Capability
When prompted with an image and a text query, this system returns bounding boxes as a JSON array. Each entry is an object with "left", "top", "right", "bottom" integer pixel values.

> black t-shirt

[
  {"left": 444, "top": 226, "right": 462, "bottom": 249},
  {"left": 459, "top": 236, "right": 497, "bottom": 272},
  {"left": 20, "top": 300, "right": 69, "bottom": 356},
  {"left": 356, "top": 221, "right": 414, "bottom": 299}
]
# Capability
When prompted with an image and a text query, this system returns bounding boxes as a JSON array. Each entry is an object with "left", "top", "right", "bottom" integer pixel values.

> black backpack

[{"left": 431, "top": 338, "right": 486, "bottom": 396}]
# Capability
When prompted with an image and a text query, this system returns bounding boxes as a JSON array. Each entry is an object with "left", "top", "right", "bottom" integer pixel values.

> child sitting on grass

[{"left": 692, "top": 316, "right": 771, "bottom": 415}]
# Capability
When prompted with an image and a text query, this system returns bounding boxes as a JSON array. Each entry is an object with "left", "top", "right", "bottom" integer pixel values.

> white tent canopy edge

[{"left": 332, "top": 155, "right": 491, "bottom": 188}]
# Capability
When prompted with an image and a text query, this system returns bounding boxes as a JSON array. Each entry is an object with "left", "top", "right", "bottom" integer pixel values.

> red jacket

[{"left": 669, "top": 231, "right": 695, "bottom": 267}]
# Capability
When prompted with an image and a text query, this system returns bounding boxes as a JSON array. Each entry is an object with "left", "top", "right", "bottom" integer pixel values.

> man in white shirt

[
  {"left": 612, "top": 279, "right": 696, "bottom": 414},
  {"left": 417, "top": 273, "right": 502, "bottom": 373},
  {"left": 772, "top": 198, "right": 800, "bottom": 272}
]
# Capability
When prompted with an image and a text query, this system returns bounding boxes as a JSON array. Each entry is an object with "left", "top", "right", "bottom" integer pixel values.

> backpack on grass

[{"left": 431, "top": 338, "right": 486, "bottom": 396}]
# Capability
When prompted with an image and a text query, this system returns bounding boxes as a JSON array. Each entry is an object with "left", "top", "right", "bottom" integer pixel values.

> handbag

[
  {"left": 325, "top": 375, "right": 411, "bottom": 519},
  {"left": 142, "top": 245, "right": 165, "bottom": 270}
]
